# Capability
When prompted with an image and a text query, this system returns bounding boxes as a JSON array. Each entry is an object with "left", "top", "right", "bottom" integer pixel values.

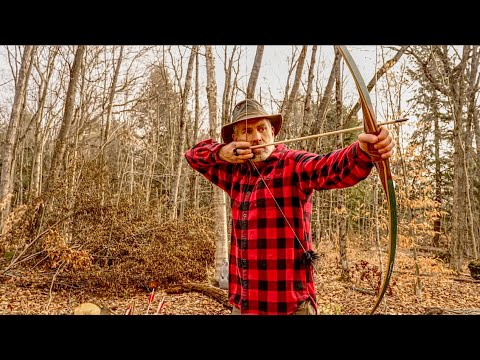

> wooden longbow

[{"left": 337, "top": 45, "right": 398, "bottom": 314}]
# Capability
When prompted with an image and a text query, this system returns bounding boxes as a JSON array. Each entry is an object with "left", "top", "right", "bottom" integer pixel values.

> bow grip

[{"left": 364, "top": 128, "right": 383, "bottom": 162}]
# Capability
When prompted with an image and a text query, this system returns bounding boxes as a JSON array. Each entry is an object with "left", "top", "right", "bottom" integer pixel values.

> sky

[
  {"left": 0, "top": 45, "right": 417, "bottom": 135},
  {"left": 214, "top": 45, "right": 416, "bottom": 126}
]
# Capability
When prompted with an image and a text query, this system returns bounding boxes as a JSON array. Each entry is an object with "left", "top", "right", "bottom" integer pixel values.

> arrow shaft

[{"left": 250, "top": 118, "right": 407, "bottom": 150}]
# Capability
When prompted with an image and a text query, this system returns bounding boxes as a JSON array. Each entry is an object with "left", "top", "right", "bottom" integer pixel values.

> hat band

[{"left": 233, "top": 111, "right": 268, "bottom": 122}]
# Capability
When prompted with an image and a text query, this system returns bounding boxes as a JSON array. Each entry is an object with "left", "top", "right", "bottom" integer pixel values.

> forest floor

[{"left": 0, "top": 241, "right": 478, "bottom": 315}]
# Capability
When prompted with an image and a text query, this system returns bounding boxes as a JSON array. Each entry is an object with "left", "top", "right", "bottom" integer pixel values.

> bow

[{"left": 337, "top": 46, "right": 397, "bottom": 314}]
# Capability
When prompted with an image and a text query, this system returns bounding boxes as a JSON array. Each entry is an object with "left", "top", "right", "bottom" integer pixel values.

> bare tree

[
  {"left": 103, "top": 46, "right": 124, "bottom": 145},
  {"left": 465, "top": 45, "right": 479, "bottom": 257},
  {"left": 409, "top": 45, "right": 477, "bottom": 269},
  {"left": 27, "top": 46, "right": 60, "bottom": 202},
  {"left": 220, "top": 46, "right": 240, "bottom": 127},
  {"left": 188, "top": 49, "right": 201, "bottom": 209},
  {"left": 205, "top": 45, "right": 229, "bottom": 284},
  {"left": 301, "top": 45, "right": 317, "bottom": 145},
  {"left": 246, "top": 45, "right": 264, "bottom": 99},
  {"left": 282, "top": 45, "right": 307, "bottom": 139},
  {"left": 346, "top": 46, "right": 409, "bottom": 122},
  {"left": 170, "top": 46, "right": 198, "bottom": 220},
  {"left": 0, "top": 45, "right": 35, "bottom": 227},
  {"left": 44, "top": 46, "right": 85, "bottom": 195},
  {"left": 333, "top": 46, "right": 349, "bottom": 279},
  {"left": 311, "top": 46, "right": 340, "bottom": 145}
]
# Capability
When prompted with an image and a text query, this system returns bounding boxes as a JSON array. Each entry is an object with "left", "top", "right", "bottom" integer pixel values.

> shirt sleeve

[
  {"left": 184, "top": 139, "right": 233, "bottom": 194},
  {"left": 292, "top": 141, "right": 374, "bottom": 193}
]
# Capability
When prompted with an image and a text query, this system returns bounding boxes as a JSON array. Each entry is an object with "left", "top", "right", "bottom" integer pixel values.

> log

[
  {"left": 423, "top": 307, "right": 480, "bottom": 315},
  {"left": 415, "top": 246, "right": 448, "bottom": 254},
  {"left": 345, "top": 284, "right": 376, "bottom": 296},
  {"left": 453, "top": 277, "right": 480, "bottom": 283},
  {"left": 165, "top": 283, "right": 232, "bottom": 309}
]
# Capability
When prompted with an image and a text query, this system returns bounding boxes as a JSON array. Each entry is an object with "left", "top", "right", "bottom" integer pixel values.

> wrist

[{"left": 217, "top": 145, "right": 228, "bottom": 162}]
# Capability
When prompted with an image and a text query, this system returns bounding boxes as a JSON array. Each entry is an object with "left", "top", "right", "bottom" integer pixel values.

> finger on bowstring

[{"left": 234, "top": 141, "right": 251, "bottom": 149}]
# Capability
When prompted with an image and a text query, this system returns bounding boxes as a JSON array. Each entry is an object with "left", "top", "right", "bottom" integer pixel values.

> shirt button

[
  {"left": 242, "top": 280, "right": 248, "bottom": 288},
  {"left": 246, "top": 191, "right": 251, "bottom": 195},
  {"left": 242, "top": 213, "right": 247, "bottom": 218}
]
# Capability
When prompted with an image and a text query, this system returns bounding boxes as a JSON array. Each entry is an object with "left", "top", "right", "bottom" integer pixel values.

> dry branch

[
  {"left": 453, "top": 277, "right": 480, "bottom": 283},
  {"left": 164, "top": 282, "right": 232, "bottom": 309},
  {"left": 345, "top": 284, "right": 376, "bottom": 296},
  {"left": 424, "top": 307, "right": 480, "bottom": 315}
]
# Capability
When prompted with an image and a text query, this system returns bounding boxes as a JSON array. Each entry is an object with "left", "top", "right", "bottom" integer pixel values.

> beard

[{"left": 251, "top": 145, "right": 275, "bottom": 162}]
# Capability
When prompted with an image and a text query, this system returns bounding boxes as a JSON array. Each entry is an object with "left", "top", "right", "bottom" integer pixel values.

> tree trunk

[
  {"left": 449, "top": 46, "right": 469, "bottom": 270},
  {"left": 170, "top": 46, "right": 197, "bottom": 220},
  {"left": 29, "top": 46, "right": 59, "bottom": 202},
  {"left": 334, "top": 47, "right": 348, "bottom": 279},
  {"left": 44, "top": 46, "right": 85, "bottom": 198},
  {"left": 433, "top": 92, "right": 442, "bottom": 248},
  {"left": 0, "top": 45, "right": 34, "bottom": 228},
  {"left": 283, "top": 45, "right": 307, "bottom": 139},
  {"left": 246, "top": 45, "right": 264, "bottom": 99},
  {"left": 205, "top": 45, "right": 229, "bottom": 285},
  {"left": 312, "top": 46, "right": 340, "bottom": 152},
  {"left": 189, "top": 49, "right": 200, "bottom": 209},
  {"left": 220, "top": 46, "right": 238, "bottom": 128},
  {"left": 301, "top": 45, "right": 317, "bottom": 148},
  {"left": 465, "top": 45, "right": 479, "bottom": 257},
  {"left": 103, "top": 46, "right": 124, "bottom": 144}
]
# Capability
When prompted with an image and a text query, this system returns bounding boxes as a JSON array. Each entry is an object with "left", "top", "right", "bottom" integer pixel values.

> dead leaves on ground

[{"left": 0, "top": 242, "right": 478, "bottom": 315}]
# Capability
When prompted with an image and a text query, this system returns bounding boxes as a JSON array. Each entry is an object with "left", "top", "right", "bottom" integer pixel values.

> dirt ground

[{"left": 0, "top": 241, "right": 478, "bottom": 315}]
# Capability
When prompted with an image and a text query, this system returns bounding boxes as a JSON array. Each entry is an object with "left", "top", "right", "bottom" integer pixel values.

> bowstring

[{"left": 242, "top": 46, "right": 318, "bottom": 274}]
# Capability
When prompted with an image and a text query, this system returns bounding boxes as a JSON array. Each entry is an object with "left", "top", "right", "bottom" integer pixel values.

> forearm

[
  {"left": 184, "top": 139, "right": 232, "bottom": 192},
  {"left": 185, "top": 139, "right": 226, "bottom": 169},
  {"left": 296, "top": 141, "right": 374, "bottom": 191}
]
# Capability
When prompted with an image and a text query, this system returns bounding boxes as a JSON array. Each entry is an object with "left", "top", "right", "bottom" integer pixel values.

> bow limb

[{"left": 337, "top": 45, "right": 397, "bottom": 315}]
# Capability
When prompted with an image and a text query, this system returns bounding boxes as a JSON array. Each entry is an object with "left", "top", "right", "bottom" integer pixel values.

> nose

[{"left": 251, "top": 129, "right": 262, "bottom": 142}]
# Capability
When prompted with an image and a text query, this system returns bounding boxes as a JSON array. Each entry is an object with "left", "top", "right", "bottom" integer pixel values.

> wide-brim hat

[{"left": 221, "top": 99, "right": 282, "bottom": 143}]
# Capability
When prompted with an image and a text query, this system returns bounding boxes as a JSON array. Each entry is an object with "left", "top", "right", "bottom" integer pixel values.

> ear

[
  {"left": 232, "top": 132, "right": 237, "bottom": 141},
  {"left": 271, "top": 126, "right": 275, "bottom": 136}
]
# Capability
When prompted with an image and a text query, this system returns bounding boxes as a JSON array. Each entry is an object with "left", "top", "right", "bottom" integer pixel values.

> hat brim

[{"left": 221, "top": 114, "right": 282, "bottom": 143}]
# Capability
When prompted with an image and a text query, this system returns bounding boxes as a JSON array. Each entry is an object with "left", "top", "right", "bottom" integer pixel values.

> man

[{"left": 184, "top": 99, "right": 395, "bottom": 315}]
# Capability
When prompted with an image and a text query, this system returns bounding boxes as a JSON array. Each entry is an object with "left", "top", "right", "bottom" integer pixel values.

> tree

[
  {"left": 170, "top": 46, "right": 197, "bottom": 220},
  {"left": 0, "top": 46, "right": 34, "bottom": 228},
  {"left": 408, "top": 45, "right": 479, "bottom": 269},
  {"left": 246, "top": 45, "right": 264, "bottom": 99},
  {"left": 205, "top": 45, "right": 229, "bottom": 285}
]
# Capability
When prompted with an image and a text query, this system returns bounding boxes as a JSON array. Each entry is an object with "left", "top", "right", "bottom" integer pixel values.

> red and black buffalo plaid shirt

[{"left": 185, "top": 140, "right": 373, "bottom": 314}]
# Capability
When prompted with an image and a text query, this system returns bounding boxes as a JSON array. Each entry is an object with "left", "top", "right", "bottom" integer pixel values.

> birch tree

[{"left": 205, "top": 45, "right": 229, "bottom": 284}]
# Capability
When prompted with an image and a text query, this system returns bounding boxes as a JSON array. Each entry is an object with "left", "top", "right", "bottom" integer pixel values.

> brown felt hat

[{"left": 221, "top": 99, "right": 282, "bottom": 143}]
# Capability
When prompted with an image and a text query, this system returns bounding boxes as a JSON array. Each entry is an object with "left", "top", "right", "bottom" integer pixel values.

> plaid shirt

[{"left": 185, "top": 140, "right": 373, "bottom": 314}]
